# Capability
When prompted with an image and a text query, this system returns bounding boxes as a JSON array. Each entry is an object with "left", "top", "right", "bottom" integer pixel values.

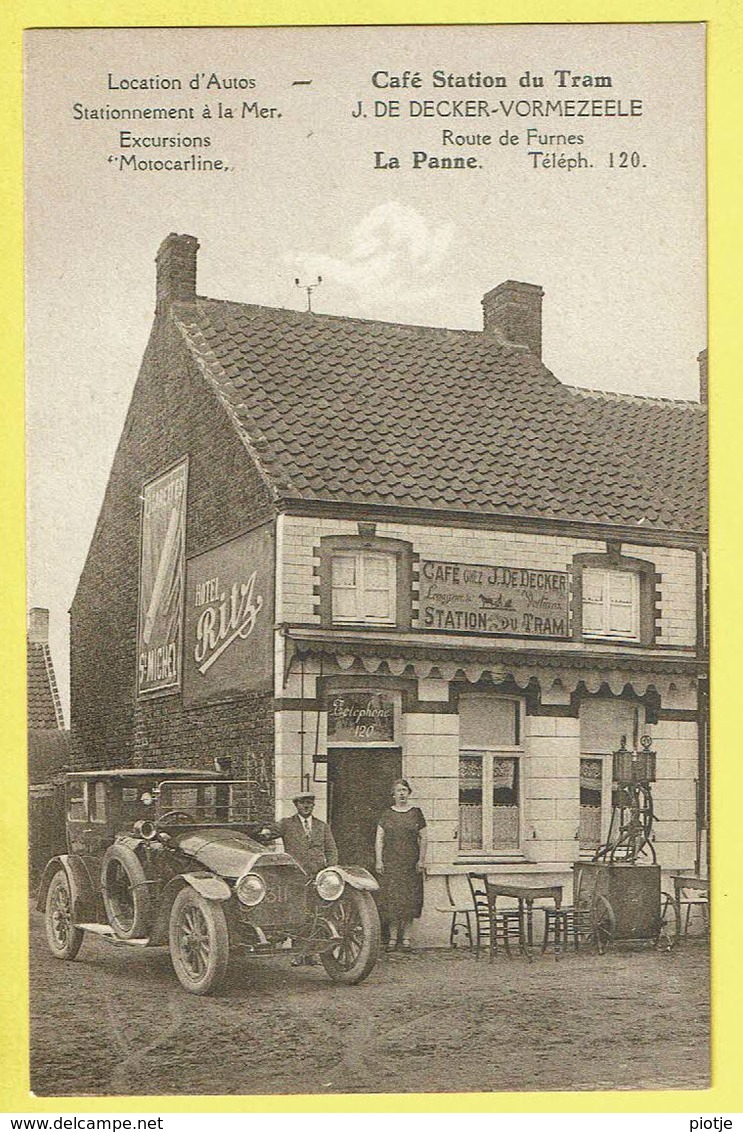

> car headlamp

[
  {"left": 315, "top": 869, "right": 346, "bottom": 902},
  {"left": 236, "top": 872, "right": 267, "bottom": 907}
]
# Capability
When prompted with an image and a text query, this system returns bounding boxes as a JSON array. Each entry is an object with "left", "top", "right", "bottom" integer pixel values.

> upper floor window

[
  {"left": 573, "top": 550, "right": 657, "bottom": 646},
  {"left": 319, "top": 533, "right": 414, "bottom": 629},
  {"left": 331, "top": 551, "right": 396, "bottom": 625},
  {"left": 582, "top": 568, "right": 640, "bottom": 641}
]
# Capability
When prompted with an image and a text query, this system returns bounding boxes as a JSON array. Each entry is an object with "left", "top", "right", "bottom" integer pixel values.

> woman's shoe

[
  {"left": 400, "top": 938, "right": 412, "bottom": 951},
  {"left": 386, "top": 940, "right": 397, "bottom": 953}
]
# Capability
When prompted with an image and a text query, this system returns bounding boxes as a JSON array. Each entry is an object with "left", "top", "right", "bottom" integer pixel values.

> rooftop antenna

[{"left": 295, "top": 275, "right": 322, "bottom": 312}]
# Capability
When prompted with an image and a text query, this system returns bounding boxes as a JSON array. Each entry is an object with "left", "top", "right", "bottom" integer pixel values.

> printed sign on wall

[
  {"left": 418, "top": 559, "right": 570, "bottom": 639},
  {"left": 327, "top": 692, "right": 396, "bottom": 744},
  {"left": 136, "top": 459, "right": 188, "bottom": 697},
  {"left": 183, "top": 524, "right": 275, "bottom": 705}
]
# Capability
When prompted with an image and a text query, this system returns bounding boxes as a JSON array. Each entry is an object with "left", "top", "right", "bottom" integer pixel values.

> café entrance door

[{"left": 327, "top": 748, "right": 402, "bottom": 871}]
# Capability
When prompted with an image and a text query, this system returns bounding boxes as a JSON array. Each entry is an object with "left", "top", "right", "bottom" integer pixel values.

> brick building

[{"left": 70, "top": 234, "right": 708, "bottom": 944}]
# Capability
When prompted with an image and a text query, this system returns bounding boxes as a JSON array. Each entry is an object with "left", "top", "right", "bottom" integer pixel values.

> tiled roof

[
  {"left": 173, "top": 298, "right": 707, "bottom": 533},
  {"left": 27, "top": 642, "right": 64, "bottom": 730}
]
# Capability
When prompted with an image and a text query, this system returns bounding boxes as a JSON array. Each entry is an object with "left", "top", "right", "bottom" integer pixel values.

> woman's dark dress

[{"left": 378, "top": 806, "right": 427, "bottom": 921}]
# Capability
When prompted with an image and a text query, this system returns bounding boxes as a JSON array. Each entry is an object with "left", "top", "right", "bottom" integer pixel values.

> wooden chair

[
  {"left": 435, "top": 874, "right": 475, "bottom": 949},
  {"left": 467, "top": 873, "right": 521, "bottom": 959}
]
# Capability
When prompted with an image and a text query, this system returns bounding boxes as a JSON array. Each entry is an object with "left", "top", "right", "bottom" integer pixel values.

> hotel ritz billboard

[
  {"left": 183, "top": 522, "right": 275, "bottom": 705},
  {"left": 136, "top": 459, "right": 188, "bottom": 697}
]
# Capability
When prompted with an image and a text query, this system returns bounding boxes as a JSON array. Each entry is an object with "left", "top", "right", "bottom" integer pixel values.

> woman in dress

[{"left": 375, "top": 779, "right": 428, "bottom": 951}]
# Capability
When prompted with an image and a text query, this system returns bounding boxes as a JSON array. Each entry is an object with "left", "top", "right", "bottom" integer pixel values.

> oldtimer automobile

[{"left": 37, "top": 768, "right": 381, "bottom": 994}]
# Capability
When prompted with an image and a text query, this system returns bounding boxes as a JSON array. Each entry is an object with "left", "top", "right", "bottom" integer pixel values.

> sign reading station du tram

[
  {"left": 418, "top": 559, "right": 570, "bottom": 639},
  {"left": 136, "top": 460, "right": 188, "bottom": 697},
  {"left": 183, "top": 523, "right": 275, "bottom": 706}
]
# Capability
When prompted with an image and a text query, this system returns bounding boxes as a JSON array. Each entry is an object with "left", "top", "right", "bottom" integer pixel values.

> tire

[
  {"left": 319, "top": 889, "right": 381, "bottom": 985},
  {"left": 101, "top": 843, "right": 151, "bottom": 940},
  {"left": 168, "top": 887, "right": 230, "bottom": 995},
  {"left": 45, "top": 869, "right": 84, "bottom": 960},
  {"left": 592, "top": 894, "right": 616, "bottom": 955}
]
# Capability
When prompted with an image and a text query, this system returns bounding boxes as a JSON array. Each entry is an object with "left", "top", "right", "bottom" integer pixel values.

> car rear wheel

[
  {"left": 101, "top": 843, "right": 151, "bottom": 940},
  {"left": 319, "top": 889, "right": 380, "bottom": 985},
  {"left": 168, "top": 887, "right": 230, "bottom": 995},
  {"left": 45, "top": 869, "right": 83, "bottom": 960}
]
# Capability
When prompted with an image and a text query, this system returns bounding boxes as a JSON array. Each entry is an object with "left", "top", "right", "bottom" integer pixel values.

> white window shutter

[
  {"left": 362, "top": 554, "right": 395, "bottom": 622},
  {"left": 582, "top": 569, "right": 607, "bottom": 634},
  {"left": 331, "top": 554, "right": 358, "bottom": 621},
  {"left": 607, "top": 572, "right": 639, "bottom": 637}
]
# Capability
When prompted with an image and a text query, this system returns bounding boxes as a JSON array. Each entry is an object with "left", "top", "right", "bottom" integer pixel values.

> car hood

[{"left": 169, "top": 826, "right": 293, "bottom": 879}]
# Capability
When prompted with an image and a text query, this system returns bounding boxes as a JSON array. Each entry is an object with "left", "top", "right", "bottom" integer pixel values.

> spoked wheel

[
  {"left": 45, "top": 869, "right": 84, "bottom": 960},
  {"left": 656, "top": 892, "right": 680, "bottom": 951},
  {"left": 592, "top": 894, "right": 616, "bottom": 955},
  {"left": 319, "top": 889, "right": 381, "bottom": 985},
  {"left": 168, "top": 887, "right": 230, "bottom": 995}
]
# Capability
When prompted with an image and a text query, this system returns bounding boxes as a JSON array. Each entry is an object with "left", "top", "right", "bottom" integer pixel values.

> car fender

[
  {"left": 148, "top": 873, "right": 232, "bottom": 946},
  {"left": 328, "top": 865, "right": 379, "bottom": 892},
  {"left": 37, "top": 854, "right": 98, "bottom": 920}
]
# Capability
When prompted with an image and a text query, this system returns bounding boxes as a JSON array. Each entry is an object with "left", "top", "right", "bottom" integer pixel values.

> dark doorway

[{"left": 327, "top": 747, "right": 402, "bottom": 871}]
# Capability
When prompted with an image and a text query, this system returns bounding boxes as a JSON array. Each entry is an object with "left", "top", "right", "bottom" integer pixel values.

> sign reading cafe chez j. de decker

[
  {"left": 183, "top": 523, "right": 275, "bottom": 705},
  {"left": 419, "top": 559, "right": 570, "bottom": 638}
]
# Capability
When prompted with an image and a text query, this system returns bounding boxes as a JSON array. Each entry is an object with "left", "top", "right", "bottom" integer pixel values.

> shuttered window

[
  {"left": 331, "top": 551, "right": 396, "bottom": 624},
  {"left": 582, "top": 568, "right": 640, "bottom": 641}
]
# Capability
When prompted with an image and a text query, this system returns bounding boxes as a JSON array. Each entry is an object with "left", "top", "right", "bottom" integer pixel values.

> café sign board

[
  {"left": 136, "top": 459, "right": 188, "bottom": 697},
  {"left": 327, "top": 692, "right": 395, "bottom": 744},
  {"left": 183, "top": 523, "right": 275, "bottom": 705},
  {"left": 418, "top": 559, "right": 570, "bottom": 639}
]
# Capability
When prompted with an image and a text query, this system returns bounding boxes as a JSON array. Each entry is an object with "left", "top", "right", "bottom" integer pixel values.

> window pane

[
  {"left": 579, "top": 757, "right": 603, "bottom": 851},
  {"left": 459, "top": 696, "right": 518, "bottom": 748},
  {"left": 459, "top": 755, "right": 482, "bottom": 850},
  {"left": 492, "top": 757, "right": 519, "bottom": 849},
  {"left": 68, "top": 787, "right": 86, "bottom": 822},
  {"left": 90, "top": 780, "right": 106, "bottom": 822}
]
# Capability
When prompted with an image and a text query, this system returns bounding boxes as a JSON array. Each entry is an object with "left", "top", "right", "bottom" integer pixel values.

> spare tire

[{"left": 101, "top": 842, "right": 151, "bottom": 939}]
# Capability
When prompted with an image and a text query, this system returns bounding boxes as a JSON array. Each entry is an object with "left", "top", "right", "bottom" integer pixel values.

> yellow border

[{"left": 2, "top": 0, "right": 740, "bottom": 1115}]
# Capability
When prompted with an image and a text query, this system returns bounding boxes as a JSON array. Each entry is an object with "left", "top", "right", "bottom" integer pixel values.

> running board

[{"left": 76, "top": 923, "right": 151, "bottom": 946}]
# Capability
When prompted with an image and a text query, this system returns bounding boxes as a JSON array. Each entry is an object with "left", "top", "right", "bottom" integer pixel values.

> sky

[{"left": 24, "top": 24, "right": 706, "bottom": 718}]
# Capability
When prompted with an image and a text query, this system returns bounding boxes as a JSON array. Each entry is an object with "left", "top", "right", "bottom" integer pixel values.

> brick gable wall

[{"left": 70, "top": 315, "right": 276, "bottom": 818}]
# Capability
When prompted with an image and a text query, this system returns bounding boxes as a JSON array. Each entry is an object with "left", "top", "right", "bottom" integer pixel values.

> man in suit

[
  {"left": 275, "top": 792, "right": 339, "bottom": 965},
  {"left": 276, "top": 791, "right": 339, "bottom": 877}
]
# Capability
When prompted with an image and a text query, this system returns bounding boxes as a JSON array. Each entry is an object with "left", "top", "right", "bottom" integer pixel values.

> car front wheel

[
  {"left": 319, "top": 889, "right": 380, "bottom": 985},
  {"left": 45, "top": 869, "right": 84, "bottom": 960},
  {"left": 168, "top": 887, "right": 230, "bottom": 995}
]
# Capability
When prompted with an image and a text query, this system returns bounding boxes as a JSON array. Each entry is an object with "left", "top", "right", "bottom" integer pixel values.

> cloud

[{"left": 288, "top": 202, "right": 454, "bottom": 317}]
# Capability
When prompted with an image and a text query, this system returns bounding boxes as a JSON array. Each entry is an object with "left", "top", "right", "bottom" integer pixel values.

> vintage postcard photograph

[{"left": 24, "top": 23, "right": 708, "bottom": 1099}]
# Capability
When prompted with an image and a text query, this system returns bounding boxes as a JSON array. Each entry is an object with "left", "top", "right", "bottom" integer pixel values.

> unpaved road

[{"left": 29, "top": 910, "right": 709, "bottom": 1097}]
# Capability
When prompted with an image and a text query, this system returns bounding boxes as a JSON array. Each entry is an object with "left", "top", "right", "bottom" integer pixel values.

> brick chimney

[
  {"left": 28, "top": 607, "right": 49, "bottom": 645},
  {"left": 156, "top": 233, "right": 199, "bottom": 314},
  {"left": 482, "top": 280, "right": 544, "bottom": 358},
  {"left": 697, "top": 348, "right": 708, "bottom": 405}
]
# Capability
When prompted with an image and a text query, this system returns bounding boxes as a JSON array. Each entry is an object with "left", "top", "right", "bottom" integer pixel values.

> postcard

[{"left": 23, "top": 23, "right": 709, "bottom": 1102}]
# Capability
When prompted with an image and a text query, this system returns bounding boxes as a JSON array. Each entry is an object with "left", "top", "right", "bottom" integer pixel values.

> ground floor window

[
  {"left": 458, "top": 695, "right": 522, "bottom": 853},
  {"left": 459, "top": 753, "right": 520, "bottom": 851}
]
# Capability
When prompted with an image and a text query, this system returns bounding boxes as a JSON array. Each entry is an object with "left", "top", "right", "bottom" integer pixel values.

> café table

[{"left": 470, "top": 875, "right": 563, "bottom": 961}]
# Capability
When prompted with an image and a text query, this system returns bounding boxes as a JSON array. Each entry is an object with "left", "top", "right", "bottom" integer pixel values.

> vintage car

[{"left": 37, "top": 768, "right": 381, "bottom": 994}]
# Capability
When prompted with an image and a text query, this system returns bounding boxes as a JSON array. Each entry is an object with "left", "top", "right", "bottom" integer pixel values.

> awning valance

[{"left": 282, "top": 626, "right": 702, "bottom": 701}]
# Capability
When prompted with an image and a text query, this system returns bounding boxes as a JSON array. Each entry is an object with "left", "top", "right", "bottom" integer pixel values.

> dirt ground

[{"left": 29, "top": 908, "right": 710, "bottom": 1098}]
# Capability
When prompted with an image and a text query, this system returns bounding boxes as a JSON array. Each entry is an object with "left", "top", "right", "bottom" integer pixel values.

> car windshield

[{"left": 156, "top": 779, "right": 253, "bottom": 823}]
